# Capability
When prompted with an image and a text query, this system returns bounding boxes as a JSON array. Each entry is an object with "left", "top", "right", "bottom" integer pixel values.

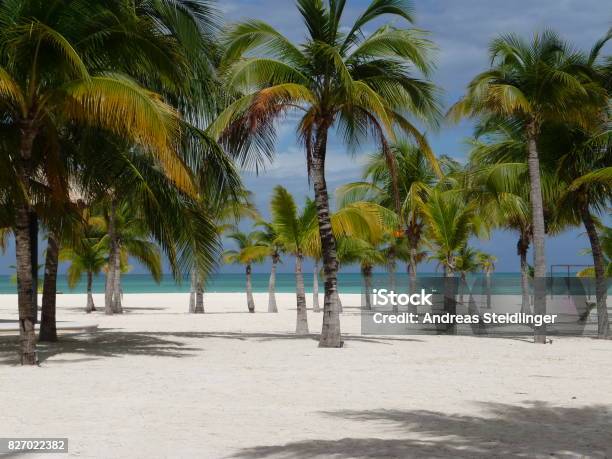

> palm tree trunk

[
  {"left": 15, "top": 121, "right": 38, "bottom": 364},
  {"left": 310, "top": 123, "right": 342, "bottom": 347},
  {"left": 580, "top": 205, "right": 609, "bottom": 338},
  {"left": 86, "top": 271, "right": 95, "bottom": 313},
  {"left": 526, "top": 122, "right": 547, "bottom": 343},
  {"left": 194, "top": 273, "right": 204, "bottom": 313},
  {"left": 295, "top": 252, "right": 308, "bottom": 334},
  {"left": 406, "top": 223, "right": 420, "bottom": 294},
  {"left": 362, "top": 265, "right": 373, "bottom": 310},
  {"left": 246, "top": 263, "right": 255, "bottom": 313},
  {"left": 111, "top": 243, "right": 122, "bottom": 313},
  {"left": 39, "top": 232, "right": 59, "bottom": 342},
  {"left": 389, "top": 252, "right": 397, "bottom": 293},
  {"left": 105, "top": 201, "right": 116, "bottom": 315},
  {"left": 29, "top": 211, "right": 39, "bottom": 323},
  {"left": 15, "top": 205, "right": 38, "bottom": 364},
  {"left": 189, "top": 271, "right": 196, "bottom": 313},
  {"left": 268, "top": 254, "right": 278, "bottom": 313},
  {"left": 518, "top": 233, "right": 531, "bottom": 314},
  {"left": 485, "top": 271, "right": 492, "bottom": 309},
  {"left": 444, "top": 262, "right": 457, "bottom": 335},
  {"left": 312, "top": 259, "right": 321, "bottom": 312}
]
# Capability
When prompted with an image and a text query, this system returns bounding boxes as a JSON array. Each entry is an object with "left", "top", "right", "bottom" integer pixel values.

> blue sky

[{"left": 0, "top": 0, "right": 609, "bottom": 275}]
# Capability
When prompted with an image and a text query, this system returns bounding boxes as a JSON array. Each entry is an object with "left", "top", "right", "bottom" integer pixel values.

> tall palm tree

[
  {"left": 556, "top": 130, "right": 611, "bottom": 338},
  {"left": 224, "top": 231, "right": 269, "bottom": 313},
  {"left": 450, "top": 30, "right": 606, "bottom": 343},
  {"left": 269, "top": 186, "right": 318, "bottom": 334},
  {"left": 215, "top": 0, "right": 440, "bottom": 347},
  {"left": 0, "top": 0, "right": 199, "bottom": 364}
]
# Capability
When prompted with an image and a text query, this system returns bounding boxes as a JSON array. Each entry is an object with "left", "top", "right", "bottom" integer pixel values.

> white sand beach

[{"left": 1, "top": 293, "right": 611, "bottom": 458}]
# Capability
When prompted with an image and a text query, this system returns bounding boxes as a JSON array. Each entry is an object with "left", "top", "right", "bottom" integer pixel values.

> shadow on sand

[
  {"left": 0, "top": 330, "right": 424, "bottom": 365},
  {"left": 231, "top": 402, "right": 612, "bottom": 458}
]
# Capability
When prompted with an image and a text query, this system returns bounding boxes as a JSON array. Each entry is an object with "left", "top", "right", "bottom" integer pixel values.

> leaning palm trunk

[
  {"left": 111, "top": 243, "right": 123, "bottom": 313},
  {"left": 40, "top": 233, "right": 60, "bottom": 342},
  {"left": 362, "top": 265, "right": 373, "bottom": 310},
  {"left": 581, "top": 206, "right": 609, "bottom": 338},
  {"left": 312, "top": 260, "right": 321, "bottom": 312},
  {"left": 311, "top": 125, "right": 341, "bottom": 347},
  {"left": 15, "top": 205, "right": 38, "bottom": 364},
  {"left": 86, "top": 271, "right": 95, "bottom": 313},
  {"left": 295, "top": 252, "right": 308, "bottom": 334},
  {"left": 268, "top": 254, "right": 279, "bottom": 313},
  {"left": 526, "top": 123, "right": 547, "bottom": 344},
  {"left": 194, "top": 272, "right": 204, "bottom": 314},
  {"left": 518, "top": 234, "right": 531, "bottom": 314},
  {"left": 246, "top": 263, "right": 255, "bottom": 313}
]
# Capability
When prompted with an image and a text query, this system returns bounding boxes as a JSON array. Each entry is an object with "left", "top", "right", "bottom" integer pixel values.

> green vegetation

[{"left": 0, "top": 0, "right": 609, "bottom": 364}]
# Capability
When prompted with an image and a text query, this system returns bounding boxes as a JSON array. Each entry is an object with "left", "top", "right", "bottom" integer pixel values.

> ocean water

[{"left": 0, "top": 272, "right": 599, "bottom": 295}]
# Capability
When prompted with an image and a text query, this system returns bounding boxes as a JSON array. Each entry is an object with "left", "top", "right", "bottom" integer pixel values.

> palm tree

[
  {"left": 269, "top": 186, "right": 318, "bottom": 334},
  {"left": 454, "top": 245, "right": 480, "bottom": 304},
  {"left": 60, "top": 227, "right": 107, "bottom": 313},
  {"left": 338, "top": 141, "right": 438, "bottom": 291},
  {"left": 187, "top": 191, "right": 259, "bottom": 314},
  {"left": 556, "top": 130, "right": 611, "bottom": 338},
  {"left": 97, "top": 201, "right": 163, "bottom": 315},
  {"left": 216, "top": 0, "right": 440, "bottom": 347},
  {"left": 422, "top": 189, "right": 481, "bottom": 331},
  {"left": 450, "top": 30, "right": 606, "bottom": 343},
  {"left": 468, "top": 118, "right": 534, "bottom": 314},
  {"left": 477, "top": 252, "right": 497, "bottom": 309},
  {"left": 0, "top": 0, "right": 202, "bottom": 364},
  {"left": 256, "top": 221, "right": 284, "bottom": 313},
  {"left": 224, "top": 231, "right": 269, "bottom": 313},
  {"left": 336, "top": 236, "right": 386, "bottom": 310}
]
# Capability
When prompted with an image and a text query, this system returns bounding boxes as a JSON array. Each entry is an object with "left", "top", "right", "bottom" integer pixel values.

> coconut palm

[
  {"left": 0, "top": 0, "right": 207, "bottom": 364},
  {"left": 477, "top": 252, "right": 497, "bottom": 309},
  {"left": 336, "top": 236, "right": 386, "bottom": 310},
  {"left": 338, "top": 141, "right": 439, "bottom": 290},
  {"left": 215, "top": 0, "right": 441, "bottom": 347},
  {"left": 224, "top": 231, "right": 269, "bottom": 313},
  {"left": 95, "top": 201, "right": 163, "bottom": 314},
  {"left": 555, "top": 130, "right": 611, "bottom": 337},
  {"left": 60, "top": 221, "right": 107, "bottom": 313},
  {"left": 450, "top": 30, "right": 606, "bottom": 343},
  {"left": 269, "top": 186, "right": 318, "bottom": 334},
  {"left": 422, "top": 189, "right": 482, "bottom": 331},
  {"left": 255, "top": 221, "right": 284, "bottom": 313},
  {"left": 454, "top": 245, "right": 481, "bottom": 304},
  {"left": 185, "top": 189, "right": 258, "bottom": 314}
]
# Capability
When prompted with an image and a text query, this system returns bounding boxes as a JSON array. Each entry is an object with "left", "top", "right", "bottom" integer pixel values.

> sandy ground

[{"left": 0, "top": 292, "right": 611, "bottom": 459}]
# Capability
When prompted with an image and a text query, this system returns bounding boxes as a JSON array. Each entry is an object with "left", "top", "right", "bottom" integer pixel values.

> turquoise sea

[{"left": 0, "top": 272, "right": 598, "bottom": 295}]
